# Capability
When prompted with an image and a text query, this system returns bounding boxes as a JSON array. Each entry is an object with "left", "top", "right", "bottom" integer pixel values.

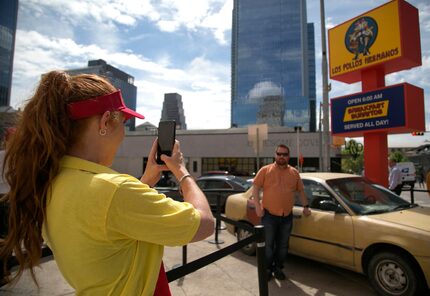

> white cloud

[
  {"left": 247, "top": 81, "right": 283, "bottom": 104},
  {"left": 134, "top": 55, "right": 230, "bottom": 129},
  {"left": 11, "top": 27, "right": 231, "bottom": 129},
  {"left": 23, "top": 0, "right": 157, "bottom": 27},
  {"left": 21, "top": 0, "right": 231, "bottom": 45}
]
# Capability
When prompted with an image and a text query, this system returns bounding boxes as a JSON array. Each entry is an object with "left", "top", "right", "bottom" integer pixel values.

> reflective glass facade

[
  {"left": 0, "top": 0, "right": 19, "bottom": 106},
  {"left": 231, "top": 0, "right": 316, "bottom": 131}
]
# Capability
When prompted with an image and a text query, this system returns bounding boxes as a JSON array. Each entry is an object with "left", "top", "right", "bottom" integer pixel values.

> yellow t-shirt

[{"left": 42, "top": 156, "right": 200, "bottom": 296}]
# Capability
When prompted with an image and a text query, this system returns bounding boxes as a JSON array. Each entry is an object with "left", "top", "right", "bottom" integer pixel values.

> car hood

[{"left": 369, "top": 206, "right": 430, "bottom": 233}]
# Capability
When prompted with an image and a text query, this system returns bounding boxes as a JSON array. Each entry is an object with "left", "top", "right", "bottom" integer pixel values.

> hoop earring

[{"left": 99, "top": 129, "right": 107, "bottom": 136}]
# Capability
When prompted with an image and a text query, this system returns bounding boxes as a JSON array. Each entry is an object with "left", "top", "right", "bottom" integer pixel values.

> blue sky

[{"left": 10, "top": 0, "right": 430, "bottom": 147}]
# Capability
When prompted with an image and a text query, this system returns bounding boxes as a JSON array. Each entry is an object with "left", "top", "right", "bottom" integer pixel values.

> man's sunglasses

[{"left": 276, "top": 152, "right": 289, "bottom": 157}]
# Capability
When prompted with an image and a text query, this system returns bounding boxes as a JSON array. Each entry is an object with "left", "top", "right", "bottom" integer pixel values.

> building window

[{"left": 201, "top": 157, "right": 274, "bottom": 176}]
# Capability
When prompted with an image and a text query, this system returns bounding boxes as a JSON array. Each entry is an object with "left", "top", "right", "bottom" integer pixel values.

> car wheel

[
  {"left": 236, "top": 223, "right": 256, "bottom": 256},
  {"left": 367, "top": 252, "right": 423, "bottom": 296}
]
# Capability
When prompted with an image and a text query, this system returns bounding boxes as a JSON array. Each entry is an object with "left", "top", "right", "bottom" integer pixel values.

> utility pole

[
  {"left": 319, "top": 103, "right": 323, "bottom": 171},
  {"left": 294, "top": 126, "right": 302, "bottom": 171},
  {"left": 320, "top": 0, "right": 331, "bottom": 172},
  {"left": 256, "top": 127, "right": 260, "bottom": 171}
]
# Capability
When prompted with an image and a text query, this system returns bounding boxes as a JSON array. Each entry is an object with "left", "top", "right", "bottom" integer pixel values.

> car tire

[
  {"left": 367, "top": 251, "right": 424, "bottom": 296},
  {"left": 236, "top": 223, "right": 256, "bottom": 256}
]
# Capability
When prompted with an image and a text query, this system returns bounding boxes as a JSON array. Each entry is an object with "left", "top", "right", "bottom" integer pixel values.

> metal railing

[
  {"left": 403, "top": 186, "right": 430, "bottom": 204},
  {"left": 166, "top": 214, "right": 268, "bottom": 296}
]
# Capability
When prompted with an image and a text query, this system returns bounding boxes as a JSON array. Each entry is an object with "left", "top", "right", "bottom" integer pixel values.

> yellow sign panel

[
  {"left": 343, "top": 100, "right": 389, "bottom": 122},
  {"left": 329, "top": 0, "right": 401, "bottom": 78}
]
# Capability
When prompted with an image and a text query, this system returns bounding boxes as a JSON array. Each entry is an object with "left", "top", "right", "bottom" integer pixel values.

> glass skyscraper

[
  {"left": 231, "top": 0, "right": 316, "bottom": 131},
  {"left": 0, "top": 0, "right": 19, "bottom": 107}
]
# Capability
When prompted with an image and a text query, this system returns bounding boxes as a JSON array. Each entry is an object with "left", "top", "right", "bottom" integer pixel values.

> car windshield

[
  {"left": 232, "top": 176, "right": 253, "bottom": 190},
  {"left": 326, "top": 177, "right": 416, "bottom": 215}
]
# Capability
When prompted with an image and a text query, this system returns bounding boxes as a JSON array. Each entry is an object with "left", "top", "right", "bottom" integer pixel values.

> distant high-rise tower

[
  {"left": 66, "top": 59, "right": 138, "bottom": 131},
  {"left": 161, "top": 93, "right": 187, "bottom": 130},
  {"left": 0, "top": 0, "right": 19, "bottom": 107},
  {"left": 231, "top": 0, "right": 316, "bottom": 131}
]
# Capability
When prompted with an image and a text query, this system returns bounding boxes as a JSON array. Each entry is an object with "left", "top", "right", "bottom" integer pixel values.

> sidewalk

[
  {"left": 1, "top": 186, "right": 427, "bottom": 295},
  {"left": 0, "top": 228, "right": 375, "bottom": 296}
]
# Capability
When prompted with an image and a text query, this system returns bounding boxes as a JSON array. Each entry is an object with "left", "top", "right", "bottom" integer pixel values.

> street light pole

[
  {"left": 256, "top": 127, "right": 260, "bottom": 171},
  {"left": 320, "top": 0, "right": 331, "bottom": 172},
  {"left": 319, "top": 102, "right": 323, "bottom": 171},
  {"left": 294, "top": 126, "right": 302, "bottom": 171}
]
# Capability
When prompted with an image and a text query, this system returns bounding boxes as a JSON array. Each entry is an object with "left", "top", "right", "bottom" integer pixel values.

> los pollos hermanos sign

[
  {"left": 328, "top": 0, "right": 421, "bottom": 84},
  {"left": 328, "top": 0, "right": 424, "bottom": 137}
]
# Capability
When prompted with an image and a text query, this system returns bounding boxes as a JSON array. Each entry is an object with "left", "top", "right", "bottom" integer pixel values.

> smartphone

[{"left": 156, "top": 120, "right": 176, "bottom": 164}]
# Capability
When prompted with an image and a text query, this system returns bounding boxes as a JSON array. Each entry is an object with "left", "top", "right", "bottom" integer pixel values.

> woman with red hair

[{"left": 0, "top": 71, "right": 213, "bottom": 295}]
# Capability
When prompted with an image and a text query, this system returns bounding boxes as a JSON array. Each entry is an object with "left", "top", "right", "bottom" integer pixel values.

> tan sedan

[{"left": 225, "top": 173, "right": 430, "bottom": 296}]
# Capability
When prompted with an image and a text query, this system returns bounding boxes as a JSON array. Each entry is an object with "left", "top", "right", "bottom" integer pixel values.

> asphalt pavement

[
  {"left": 0, "top": 231, "right": 376, "bottom": 296},
  {"left": 0, "top": 186, "right": 428, "bottom": 296}
]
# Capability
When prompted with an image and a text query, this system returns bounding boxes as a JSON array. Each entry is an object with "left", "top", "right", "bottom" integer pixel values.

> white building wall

[{"left": 111, "top": 127, "right": 340, "bottom": 177}]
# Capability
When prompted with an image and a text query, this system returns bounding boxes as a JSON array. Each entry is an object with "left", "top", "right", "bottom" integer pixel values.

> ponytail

[{"left": 0, "top": 71, "right": 116, "bottom": 284}]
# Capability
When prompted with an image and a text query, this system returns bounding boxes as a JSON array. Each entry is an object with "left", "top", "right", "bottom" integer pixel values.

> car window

[
  {"left": 198, "top": 180, "right": 233, "bottom": 190},
  {"left": 232, "top": 177, "right": 253, "bottom": 190},
  {"left": 327, "top": 177, "right": 413, "bottom": 215},
  {"left": 196, "top": 180, "right": 207, "bottom": 189},
  {"left": 296, "top": 180, "right": 337, "bottom": 211}
]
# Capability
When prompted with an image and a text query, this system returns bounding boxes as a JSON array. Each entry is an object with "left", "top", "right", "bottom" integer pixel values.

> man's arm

[
  {"left": 251, "top": 185, "right": 264, "bottom": 217},
  {"left": 394, "top": 168, "right": 403, "bottom": 187},
  {"left": 298, "top": 189, "right": 311, "bottom": 216},
  {"left": 388, "top": 170, "right": 395, "bottom": 190}
]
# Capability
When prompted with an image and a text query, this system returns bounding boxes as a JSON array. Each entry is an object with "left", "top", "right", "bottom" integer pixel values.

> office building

[
  {"left": 66, "top": 59, "right": 138, "bottom": 130},
  {"left": 0, "top": 0, "right": 19, "bottom": 107},
  {"left": 161, "top": 93, "right": 187, "bottom": 130},
  {"left": 231, "top": 0, "right": 316, "bottom": 131}
]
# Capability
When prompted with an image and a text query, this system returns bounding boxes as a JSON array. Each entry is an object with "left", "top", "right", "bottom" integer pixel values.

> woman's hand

[
  {"left": 140, "top": 139, "right": 164, "bottom": 187},
  {"left": 140, "top": 139, "right": 188, "bottom": 187},
  {"left": 161, "top": 140, "right": 188, "bottom": 180}
]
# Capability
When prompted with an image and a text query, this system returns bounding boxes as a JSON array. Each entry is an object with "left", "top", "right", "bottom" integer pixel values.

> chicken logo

[{"left": 345, "top": 17, "right": 378, "bottom": 60}]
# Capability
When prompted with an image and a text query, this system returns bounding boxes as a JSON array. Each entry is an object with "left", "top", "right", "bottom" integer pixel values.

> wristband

[
  {"left": 178, "top": 174, "right": 192, "bottom": 195},
  {"left": 178, "top": 174, "right": 192, "bottom": 184}
]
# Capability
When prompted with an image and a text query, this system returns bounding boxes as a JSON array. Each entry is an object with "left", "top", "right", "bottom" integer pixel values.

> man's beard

[{"left": 275, "top": 158, "right": 288, "bottom": 166}]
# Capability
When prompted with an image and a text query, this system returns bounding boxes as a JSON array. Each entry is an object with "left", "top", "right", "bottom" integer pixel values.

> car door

[
  {"left": 289, "top": 179, "right": 355, "bottom": 269},
  {"left": 196, "top": 179, "right": 234, "bottom": 212}
]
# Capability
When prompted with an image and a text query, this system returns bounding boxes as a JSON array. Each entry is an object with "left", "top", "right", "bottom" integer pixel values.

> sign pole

[
  {"left": 248, "top": 124, "right": 268, "bottom": 174},
  {"left": 362, "top": 68, "right": 388, "bottom": 186}
]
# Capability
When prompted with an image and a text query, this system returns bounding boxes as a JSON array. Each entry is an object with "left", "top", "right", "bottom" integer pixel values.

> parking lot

[
  {"left": 0, "top": 229, "right": 376, "bottom": 296},
  {"left": 0, "top": 188, "right": 428, "bottom": 296}
]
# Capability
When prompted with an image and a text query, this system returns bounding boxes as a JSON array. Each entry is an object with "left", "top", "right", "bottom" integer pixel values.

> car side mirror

[{"left": 319, "top": 200, "right": 345, "bottom": 213}]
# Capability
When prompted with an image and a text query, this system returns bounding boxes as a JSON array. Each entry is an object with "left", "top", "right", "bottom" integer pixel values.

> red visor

[{"left": 67, "top": 90, "right": 145, "bottom": 120}]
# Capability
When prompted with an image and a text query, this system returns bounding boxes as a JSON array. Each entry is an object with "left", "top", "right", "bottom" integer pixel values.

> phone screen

[{"left": 156, "top": 120, "right": 176, "bottom": 164}]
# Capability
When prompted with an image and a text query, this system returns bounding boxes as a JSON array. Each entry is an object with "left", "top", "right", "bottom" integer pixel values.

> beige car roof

[{"left": 300, "top": 172, "right": 360, "bottom": 180}]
